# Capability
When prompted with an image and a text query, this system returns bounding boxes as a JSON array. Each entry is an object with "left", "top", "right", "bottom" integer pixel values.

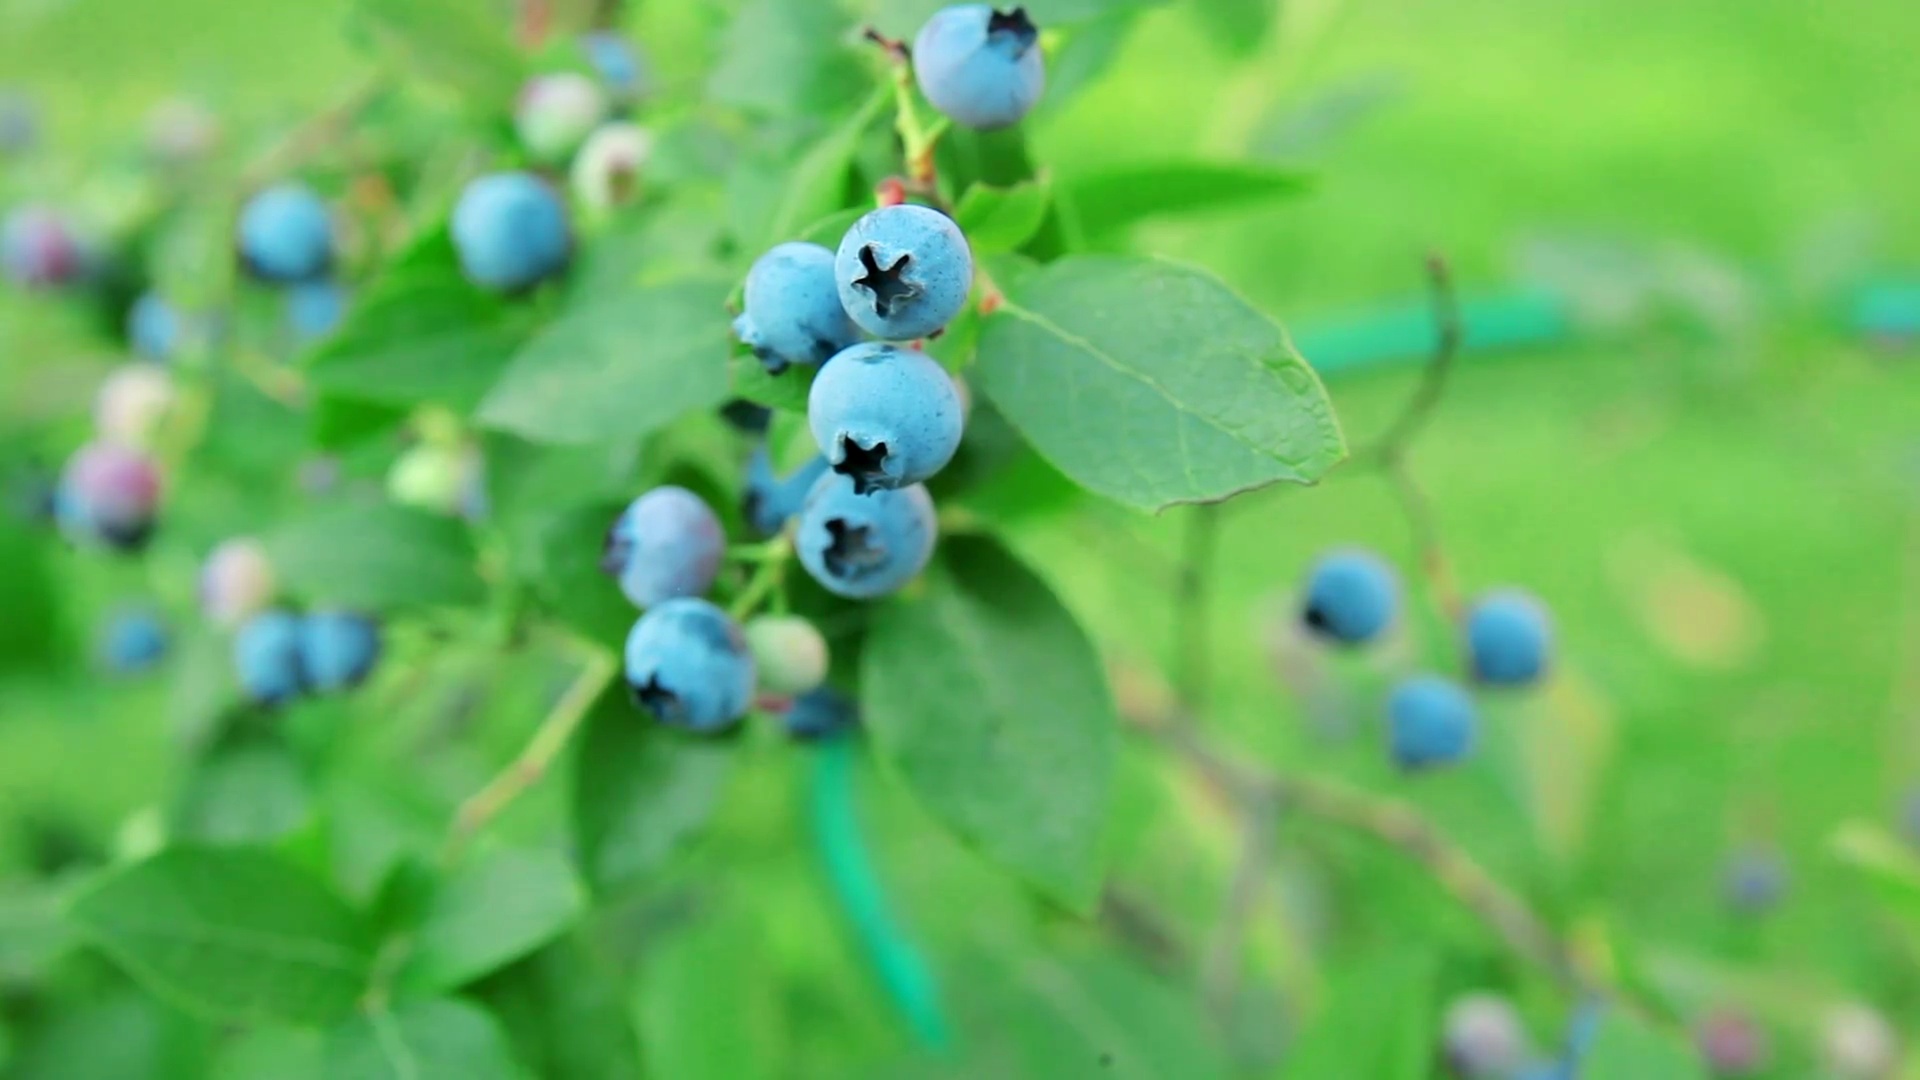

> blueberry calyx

[{"left": 853, "top": 245, "right": 918, "bottom": 317}]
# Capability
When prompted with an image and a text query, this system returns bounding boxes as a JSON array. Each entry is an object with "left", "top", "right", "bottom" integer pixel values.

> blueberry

[
  {"left": 1720, "top": 846, "right": 1787, "bottom": 915},
  {"left": 602, "top": 486, "right": 726, "bottom": 609},
  {"left": 1442, "top": 994, "right": 1527, "bottom": 1079},
  {"left": 0, "top": 90, "right": 38, "bottom": 155},
  {"left": 57, "top": 441, "right": 160, "bottom": 551},
  {"left": 1693, "top": 1009, "right": 1768, "bottom": 1077},
  {"left": 451, "top": 172, "right": 571, "bottom": 292},
  {"left": 145, "top": 97, "right": 220, "bottom": 164},
  {"left": 720, "top": 399, "right": 773, "bottom": 435},
  {"left": 912, "top": 5, "right": 1046, "bottom": 131},
  {"left": 1301, "top": 549, "right": 1398, "bottom": 645},
  {"left": 834, "top": 204, "right": 974, "bottom": 340},
  {"left": 515, "top": 73, "right": 607, "bottom": 163},
  {"left": 579, "top": 30, "right": 649, "bottom": 102},
  {"left": 298, "top": 610, "right": 381, "bottom": 693},
  {"left": 623, "top": 597, "right": 756, "bottom": 732},
  {"left": 785, "top": 685, "right": 858, "bottom": 742},
  {"left": 233, "top": 608, "right": 306, "bottom": 705},
  {"left": 200, "top": 537, "right": 278, "bottom": 628},
  {"left": 1466, "top": 590, "right": 1553, "bottom": 686},
  {"left": 808, "top": 342, "right": 964, "bottom": 492},
  {"left": 94, "top": 365, "right": 176, "bottom": 449},
  {"left": 1387, "top": 675, "right": 1476, "bottom": 770},
  {"left": 744, "top": 446, "right": 830, "bottom": 536},
  {"left": 98, "top": 607, "right": 168, "bottom": 675},
  {"left": 734, "top": 242, "right": 863, "bottom": 374},
  {"left": 745, "top": 614, "right": 829, "bottom": 696},
  {"left": 571, "top": 122, "right": 652, "bottom": 213},
  {"left": 237, "top": 183, "right": 333, "bottom": 283},
  {"left": 795, "top": 472, "right": 937, "bottom": 600},
  {"left": 3, "top": 205, "right": 86, "bottom": 288},
  {"left": 126, "top": 291, "right": 183, "bottom": 361},
  {"left": 285, "top": 280, "right": 348, "bottom": 344}
]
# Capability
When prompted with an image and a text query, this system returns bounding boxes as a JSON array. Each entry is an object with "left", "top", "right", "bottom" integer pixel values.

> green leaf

[
  {"left": 1062, "top": 161, "right": 1311, "bottom": 237},
  {"left": 573, "top": 690, "right": 734, "bottom": 894},
  {"left": 212, "top": 1026, "right": 326, "bottom": 1080},
  {"left": 326, "top": 998, "right": 525, "bottom": 1080},
  {"left": 797, "top": 207, "right": 868, "bottom": 250},
  {"left": 477, "top": 280, "right": 734, "bottom": 445},
  {"left": 476, "top": 935, "right": 644, "bottom": 1080},
  {"left": 353, "top": 0, "right": 522, "bottom": 108},
  {"left": 862, "top": 534, "right": 1116, "bottom": 912},
  {"left": 974, "top": 255, "right": 1345, "bottom": 510},
  {"left": 264, "top": 501, "right": 484, "bottom": 611},
  {"left": 305, "top": 225, "right": 540, "bottom": 414},
  {"left": 706, "top": 0, "right": 863, "bottom": 116},
  {"left": 729, "top": 353, "right": 820, "bottom": 412},
  {"left": 1284, "top": 950, "right": 1437, "bottom": 1079},
  {"left": 173, "top": 743, "right": 313, "bottom": 847},
  {"left": 67, "top": 848, "right": 372, "bottom": 1025},
  {"left": 766, "top": 87, "right": 892, "bottom": 245},
  {"left": 633, "top": 903, "right": 783, "bottom": 1080},
  {"left": 395, "top": 849, "right": 585, "bottom": 995},
  {"left": 529, "top": 503, "right": 636, "bottom": 642},
  {"left": 1190, "top": 0, "right": 1274, "bottom": 57},
  {"left": 955, "top": 178, "right": 1054, "bottom": 256},
  {"left": 1584, "top": 1011, "right": 1710, "bottom": 1080}
]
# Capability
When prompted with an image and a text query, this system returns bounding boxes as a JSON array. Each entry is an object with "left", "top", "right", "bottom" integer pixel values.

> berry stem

[
  {"left": 1173, "top": 503, "right": 1220, "bottom": 714},
  {"left": 729, "top": 538, "right": 791, "bottom": 620},
  {"left": 440, "top": 634, "right": 617, "bottom": 866},
  {"left": 864, "top": 24, "right": 947, "bottom": 190}
]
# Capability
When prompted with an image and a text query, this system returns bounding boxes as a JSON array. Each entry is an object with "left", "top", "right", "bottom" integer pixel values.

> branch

[
  {"left": 238, "top": 71, "right": 391, "bottom": 191},
  {"left": 1173, "top": 504, "right": 1221, "bottom": 715},
  {"left": 1354, "top": 252, "right": 1464, "bottom": 467}
]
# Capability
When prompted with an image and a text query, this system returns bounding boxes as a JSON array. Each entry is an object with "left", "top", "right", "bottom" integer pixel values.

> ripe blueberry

[
  {"left": 99, "top": 607, "right": 168, "bottom": 675},
  {"left": 744, "top": 447, "right": 831, "bottom": 537},
  {"left": 94, "top": 365, "right": 176, "bottom": 449},
  {"left": 200, "top": 537, "right": 277, "bottom": 628},
  {"left": 1301, "top": 549, "right": 1398, "bottom": 645},
  {"left": 57, "top": 441, "right": 160, "bottom": 551},
  {"left": 515, "top": 73, "right": 608, "bottom": 163},
  {"left": 1387, "top": 675, "right": 1476, "bottom": 770},
  {"left": 807, "top": 342, "right": 963, "bottom": 492},
  {"left": 795, "top": 472, "right": 937, "bottom": 600},
  {"left": 623, "top": 597, "right": 756, "bottom": 732},
  {"left": 2, "top": 205, "right": 85, "bottom": 288},
  {"left": 834, "top": 204, "right": 974, "bottom": 341},
  {"left": 785, "top": 685, "right": 858, "bottom": 742},
  {"left": 602, "top": 486, "right": 725, "bottom": 609},
  {"left": 233, "top": 608, "right": 306, "bottom": 705},
  {"left": 571, "top": 122, "right": 652, "bottom": 213},
  {"left": 734, "top": 242, "right": 863, "bottom": 374},
  {"left": 298, "top": 610, "right": 381, "bottom": 693},
  {"left": 237, "top": 183, "right": 333, "bottom": 283},
  {"left": 579, "top": 30, "right": 649, "bottom": 103},
  {"left": 451, "top": 172, "right": 571, "bottom": 292},
  {"left": 1442, "top": 994, "right": 1528, "bottom": 1079},
  {"left": 126, "top": 291, "right": 183, "bottom": 361},
  {"left": 285, "top": 280, "right": 348, "bottom": 344},
  {"left": 745, "top": 614, "right": 829, "bottom": 697},
  {"left": 913, "top": 6, "right": 1047, "bottom": 131},
  {"left": 1465, "top": 590, "right": 1552, "bottom": 686}
]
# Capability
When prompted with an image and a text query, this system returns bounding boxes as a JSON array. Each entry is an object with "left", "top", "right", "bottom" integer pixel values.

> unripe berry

[
  {"left": 1692, "top": 1009, "right": 1767, "bottom": 1077},
  {"left": 3, "top": 205, "right": 86, "bottom": 288},
  {"left": 1441, "top": 994, "right": 1528, "bottom": 1078},
  {"left": 57, "top": 441, "right": 161, "bottom": 551},
  {"left": 515, "top": 73, "right": 607, "bottom": 163},
  {"left": 1822, "top": 1003, "right": 1899, "bottom": 1079},
  {"left": 94, "top": 365, "right": 176, "bottom": 449},
  {"left": 200, "top": 537, "right": 277, "bottom": 629},
  {"left": 144, "top": 97, "right": 221, "bottom": 164},
  {"left": 571, "top": 122, "right": 652, "bottom": 213},
  {"left": 745, "top": 615, "right": 830, "bottom": 697}
]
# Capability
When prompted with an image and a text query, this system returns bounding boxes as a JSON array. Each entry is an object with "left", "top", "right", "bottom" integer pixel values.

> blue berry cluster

[
  {"left": 231, "top": 607, "right": 382, "bottom": 706},
  {"left": 1296, "top": 548, "right": 1556, "bottom": 771},
  {"left": 234, "top": 183, "right": 352, "bottom": 348}
]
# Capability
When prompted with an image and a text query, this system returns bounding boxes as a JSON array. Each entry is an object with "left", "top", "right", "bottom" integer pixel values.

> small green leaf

[
  {"left": 264, "top": 501, "right": 484, "bottom": 611},
  {"left": 573, "top": 690, "right": 734, "bottom": 894},
  {"left": 1190, "top": 0, "right": 1274, "bottom": 57},
  {"left": 862, "top": 535, "right": 1116, "bottom": 912},
  {"left": 327, "top": 998, "right": 525, "bottom": 1080},
  {"left": 955, "top": 178, "right": 1053, "bottom": 256},
  {"left": 478, "top": 280, "right": 734, "bottom": 445},
  {"left": 729, "top": 353, "right": 819, "bottom": 413},
  {"left": 475, "top": 935, "right": 645, "bottom": 1080},
  {"left": 67, "top": 848, "right": 372, "bottom": 1025},
  {"left": 1284, "top": 950, "right": 1437, "bottom": 1079},
  {"left": 1584, "top": 1011, "right": 1710, "bottom": 1080},
  {"left": 395, "top": 849, "right": 585, "bottom": 995},
  {"left": 766, "top": 87, "right": 892, "bottom": 245},
  {"left": 706, "top": 0, "right": 863, "bottom": 116},
  {"left": 173, "top": 742, "right": 313, "bottom": 847},
  {"left": 529, "top": 503, "right": 635, "bottom": 643},
  {"left": 305, "top": 225, "right": 540, "bottom": 414},
  {"left": 352, "top": 0, "right": 522, "bottom": 108},
  {"left": 1063, "top": 161, "right": 1311, "bottom": 237},
  {"left": 633, "top": 902, "right": 783, "bottom": 1080},
  {"left": 975, "top": 255, "right": 1345, "bottom": 510},
  {"left": 797, "top": 207, "right": 868, "bottom": 250}
]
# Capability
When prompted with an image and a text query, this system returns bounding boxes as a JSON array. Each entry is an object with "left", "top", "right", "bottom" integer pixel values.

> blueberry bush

[{"left": 3, "top": 1, "right": 1918, "bottom": 1077}]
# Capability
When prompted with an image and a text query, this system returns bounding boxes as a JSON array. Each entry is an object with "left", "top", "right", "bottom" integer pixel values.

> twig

[
  {"left": 728, "top": 538, "right": 791, "bottom": 620},
  {"left": 1385, "top": 457, "right": 1463, "bottom": 622},
  {"left": 1174, "top": 504, "right": 1221, "bottom": 715},
  {"left": 862, "top": 25, "right": 944, "bottom": 191},
  {"left": 238, "top": 71, "right": 391, "bottom": 191},
  {"left": 440, "top": 639, "right": 617, "bottom": 866},
  {"left": 1201, "top": 786, "right": 1274, "bottom": 1015},
  {"left": 1354, "top": 252, "right": 1464, "bottom": 467}
]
